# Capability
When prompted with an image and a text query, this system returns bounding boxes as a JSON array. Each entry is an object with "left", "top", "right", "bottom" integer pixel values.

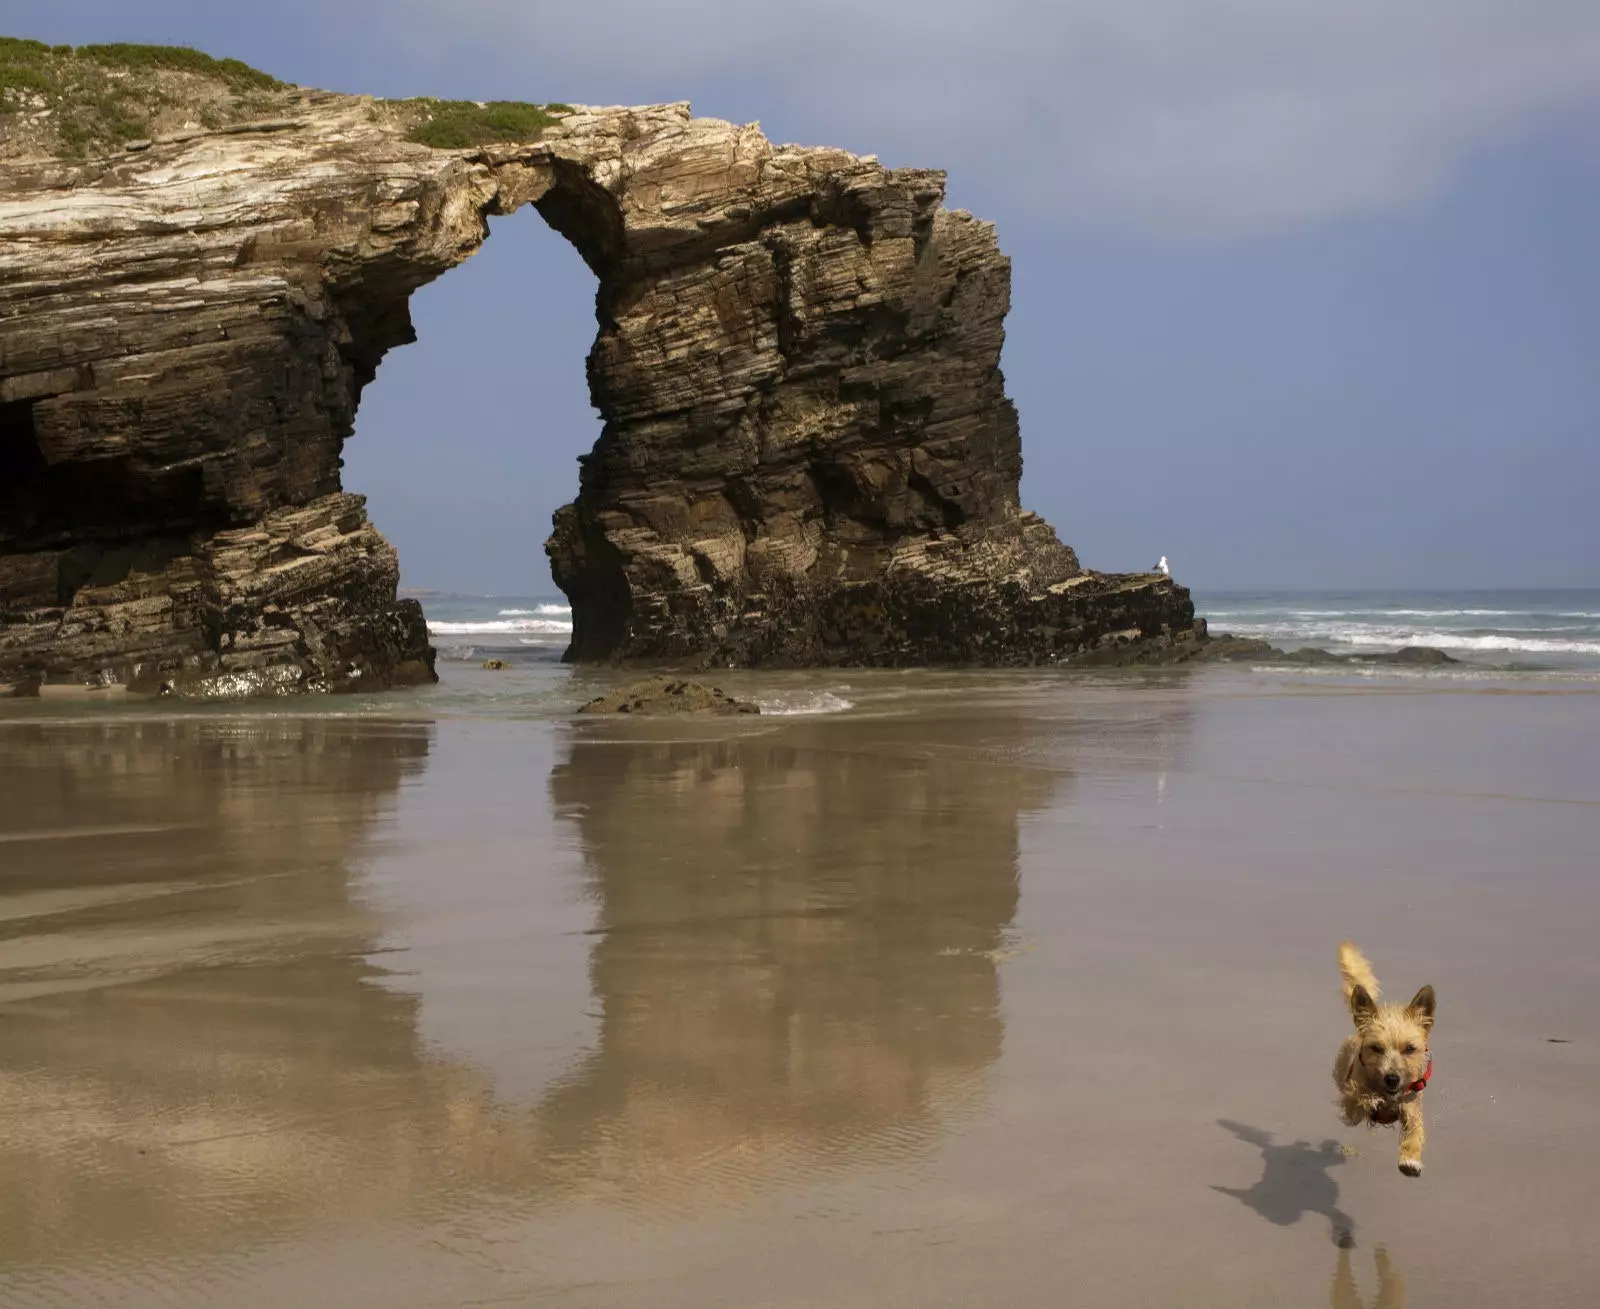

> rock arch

[{"left": 0, "top": 96, "right": 1196, "bottom": 694}]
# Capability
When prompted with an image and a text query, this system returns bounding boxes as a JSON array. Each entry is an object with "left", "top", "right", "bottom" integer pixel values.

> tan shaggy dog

[{"left": 1334, "top": 941, "right": 1436, "bottom": 1177}]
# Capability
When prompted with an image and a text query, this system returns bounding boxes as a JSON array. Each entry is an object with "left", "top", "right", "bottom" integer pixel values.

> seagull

[{"left": 1153, "top": 555, "right": 1170, "bottom": 576}]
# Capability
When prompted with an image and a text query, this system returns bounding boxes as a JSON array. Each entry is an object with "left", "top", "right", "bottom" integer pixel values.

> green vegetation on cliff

[
  {"left": 70, "top": 43, "right": 281, "bottom": 90},
  {"left": 402, "top": 97, "right": 567, "bottom": 148},
  {"left": 1, "top": 36, "right": 572, "bottom": 161},
  {"left": 0, "top": 37, "right": 287, "bottom": 159}
]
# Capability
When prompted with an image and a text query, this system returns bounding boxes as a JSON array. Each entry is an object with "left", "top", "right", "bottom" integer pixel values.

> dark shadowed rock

[
  {"left": 1198, "top": 636, "right": 1461, "bottom": 668},
  {"left": 1277, "top": 645, "right": 1460, "bottom": 667},
  {"left": 577, "top": 677, "right": 760, "bottom": 716},
  {"left": 1364, "top": 646, "right": 1459, "bottom": 665},
  {"left": 1188, "top": 634, "right": 1278, "bottom": 662},
  {"left": 1277, "top": 646, "right": 1349, "bottom": 665},
  {"left": 1, "top": 58, "right": 1197, "bottom": 695}
]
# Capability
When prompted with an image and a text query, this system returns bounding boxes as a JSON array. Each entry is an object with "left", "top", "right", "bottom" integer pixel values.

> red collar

[{"left": 1406, "top": 1057, "right": 1433, "bottom": 1095}]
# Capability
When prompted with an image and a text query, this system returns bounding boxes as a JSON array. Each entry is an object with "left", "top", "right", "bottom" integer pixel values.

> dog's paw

[{"left": 1398, "top": 1157, "right": 1423, "bottom": 1177}]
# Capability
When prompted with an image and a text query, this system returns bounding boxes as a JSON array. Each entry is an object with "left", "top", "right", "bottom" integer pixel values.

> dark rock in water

[
  {"left": 1277, "top": 645, "right": 1459, "bottom": 667},
  {"left": 1361, "top": 646, "right": 1459, "bottom": 666},
  {"left": 1190, "top": 635, "right": 1278, "bottom": 662},
  {"left": 577, "top": 677, "right": 760, "bottom": 716},
  {"left": 1277, "top": 646, "right": 1349, "bottom": 665},
  {"left": 1199, "top": 637, "right": 1461, "bottom": 668}
]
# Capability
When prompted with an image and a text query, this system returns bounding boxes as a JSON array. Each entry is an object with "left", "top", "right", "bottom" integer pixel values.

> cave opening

[
  {"left": 0, "top": 397, "right": 42, "bottom": 479},
  {"left": 0, "top": 399, "right": 49, "bottom": 580},
  {"left": 0, "top": 396, "right": 215, "bottom": 563}
]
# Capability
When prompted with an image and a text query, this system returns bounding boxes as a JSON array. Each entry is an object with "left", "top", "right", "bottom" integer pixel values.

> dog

[{"left": 1333, "top": 941, "right": 1435, "bottom": 1177}]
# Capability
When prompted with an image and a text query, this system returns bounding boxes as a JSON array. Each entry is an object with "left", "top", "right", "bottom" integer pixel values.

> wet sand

[{"left": 1, "top": 669, "right": 1597, "bottom": 1307}]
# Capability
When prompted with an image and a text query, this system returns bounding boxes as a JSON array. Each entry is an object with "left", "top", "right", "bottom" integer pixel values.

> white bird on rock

[{"left": 1153, "top": 555, "right": 1170, "bottom": 576}]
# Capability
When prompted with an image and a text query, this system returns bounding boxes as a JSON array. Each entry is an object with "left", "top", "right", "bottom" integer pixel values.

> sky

[{"left": 10, "top": 1, "right": 1600, "bottom": 593}]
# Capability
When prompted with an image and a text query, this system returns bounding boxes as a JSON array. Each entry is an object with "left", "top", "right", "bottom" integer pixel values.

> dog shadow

[
  {"left": 1213, "top": 1119, "right": 1355, "bottom": 1246},
  {"left": 1331, "top": 1244, "right": 1406, "bottom": 1308}
]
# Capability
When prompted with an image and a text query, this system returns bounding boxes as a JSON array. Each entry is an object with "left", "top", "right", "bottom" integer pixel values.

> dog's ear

[
  {"left": 1406, "top": 985, "right": 1436, "bottom": 1033},
  {"left": 1349, "top": 984, "right": 1378, "bottom": 1027}
]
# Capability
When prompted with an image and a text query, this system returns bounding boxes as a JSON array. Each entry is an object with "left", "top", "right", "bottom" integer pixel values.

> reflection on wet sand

[
  {"left": 4, "top": 677, "right": 1596, "bottom": 1306},
  {"left": 1332, "top": 1246, "right": 1406, "bottom": 1309},
  {"left": 0, "top": 705, "right": 1064, "bottom": 1296},
  {"left": 536, "top": 713, "right": 1061, "bottom": 1202},
  {"left": 0, "top": 718, "right": 431, "bottom": 1002},
  {"left": 0, "top": 719, "right": 437, "bottom": 1280}
]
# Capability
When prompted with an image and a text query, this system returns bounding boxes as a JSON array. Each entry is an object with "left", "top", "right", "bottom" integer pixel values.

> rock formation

[
  {"left": 1, "top": 61, "right": 1197, "bottom": 694},
  {"left": 1191, "top": 637, "right": 1461, "bottom": 667},
  {"left": 576, "top": 676, "right": 760, "bottom": 716}
]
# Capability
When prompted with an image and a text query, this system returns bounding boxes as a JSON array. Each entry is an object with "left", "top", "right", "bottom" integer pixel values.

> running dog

[{"left": 1334, "top": 941, "right": 1435, "bottom": 1177}]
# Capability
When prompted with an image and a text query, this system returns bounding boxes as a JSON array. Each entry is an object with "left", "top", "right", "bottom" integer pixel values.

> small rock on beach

[{"left": 576, "top": 676, "right": 760, "bottom": 716}]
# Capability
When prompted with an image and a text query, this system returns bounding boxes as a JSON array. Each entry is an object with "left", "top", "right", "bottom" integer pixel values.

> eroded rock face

[{"left": 0, "top": 91, "right": 1195, "bottom": 692}]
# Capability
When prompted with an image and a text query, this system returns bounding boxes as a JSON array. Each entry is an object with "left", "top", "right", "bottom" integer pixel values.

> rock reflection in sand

[
  {"left": 535, "top": 713, "right": 1059, "bottom": 1203},
  {"left": 5, "top": 677, "right": 1595, "bottom": 1307},
  {"left": 0, "top": 705, "right": 1061, "bottom": 1285},
  {"left": 0, "top": 717, "right": 436, "bottom": 1275}
]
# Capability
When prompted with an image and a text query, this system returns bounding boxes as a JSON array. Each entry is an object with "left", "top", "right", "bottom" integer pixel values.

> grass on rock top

[
  {"left": 0, "top": 37, "right": 286, "bottom": 158},
  {"left": 1, "top": 36, "right": 571, "bottom": 160},
  {"left": 71, "top": 43, "right": 282, "bottom": 90},
  {"left": 402, "top": 98, "right": 569, "bottom": 148}
]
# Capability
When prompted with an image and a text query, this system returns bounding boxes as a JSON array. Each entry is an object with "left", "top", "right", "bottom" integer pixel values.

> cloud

[{"left": 382, "top": 0, "right": 1600, "bottom": 235}]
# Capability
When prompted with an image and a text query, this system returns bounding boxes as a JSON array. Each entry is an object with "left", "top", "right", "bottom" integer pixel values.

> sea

[
  {"left": 420, "top": 595, "right": 576, "bottom": 655},
  {"left": 1197, "top": 589, "right": 1600, "bottom": 670},
  {"left": 417, "top": 588, "right": 1600, "bottom": 675}
]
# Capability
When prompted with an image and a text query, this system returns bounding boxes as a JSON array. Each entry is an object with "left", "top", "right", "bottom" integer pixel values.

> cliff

[{"left": 0, "top": 41, "right": 1198, "bottom": 694}]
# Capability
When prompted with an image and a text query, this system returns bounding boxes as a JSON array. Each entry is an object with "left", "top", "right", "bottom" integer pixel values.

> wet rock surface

[
  {"left": 1194, "top": 635, "right": 1460, "bottom": 667},
  {"left": 577, "top": 676, "right": 760, "bottom": 716},
  {"left": 2, "top": 78, "right": 1195, "bottom": 694}
]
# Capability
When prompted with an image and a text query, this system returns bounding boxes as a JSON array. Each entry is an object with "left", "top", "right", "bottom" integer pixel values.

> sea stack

[{"left": 0, "top": 45, "right": 1198, "bottom": 694}]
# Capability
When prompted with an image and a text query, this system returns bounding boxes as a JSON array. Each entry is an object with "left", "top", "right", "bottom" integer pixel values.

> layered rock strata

[{"left": 1, "top": 89, "right": 1195, "bottom": 693}]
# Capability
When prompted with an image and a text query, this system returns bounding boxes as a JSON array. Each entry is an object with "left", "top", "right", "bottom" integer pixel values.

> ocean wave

[
  {"left": 498, "top": 604, "right": 571, "bottom": 616},
  {"left": 754, "top": 691, "right": 855, "bottom": 716},
  {"left": 1250, "top": 662, "right": 1600, "bottom": 683},
  {"left": 1216, "top": 622, "right": 1600, "bottom": 655},
  {"left": 427, "top": 619, "right": 573, "bottom": 635},
  {"left": 1373, "top": 633, "right": 1600, "bottom": 655}
]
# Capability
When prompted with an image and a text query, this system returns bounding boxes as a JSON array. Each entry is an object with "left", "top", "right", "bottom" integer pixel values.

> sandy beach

[{"left": 1, "top": 665, "right": 1596, "bottom": 1307}]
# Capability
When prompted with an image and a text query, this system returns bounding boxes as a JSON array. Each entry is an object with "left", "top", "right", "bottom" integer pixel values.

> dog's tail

[{"left": 1338, "top": 940, "right": 1381, "bottom": 1005}]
